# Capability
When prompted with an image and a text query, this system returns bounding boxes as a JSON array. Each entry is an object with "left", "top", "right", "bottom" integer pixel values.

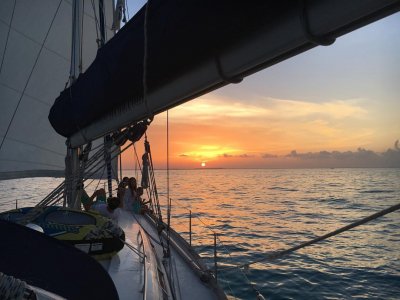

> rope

[
  {"left": 0, "top": 0, "right": 63, "bottom": 152},
  {"left": 91, "top": 0, "right": 100, "bottom": 45},
  {"left": 0, "top": 272, "right": 31, "bottom": 300},
  {"left": 79, "top": 0, "right": 84, "bottom": 73},
  {"left": 223, "top": 201, "right": 400, "bottom": 270}
]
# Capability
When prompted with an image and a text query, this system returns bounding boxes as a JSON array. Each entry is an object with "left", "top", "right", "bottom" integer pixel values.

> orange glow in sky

[{"left": 122, "top": 94, "right": 399, "bottom": 169}]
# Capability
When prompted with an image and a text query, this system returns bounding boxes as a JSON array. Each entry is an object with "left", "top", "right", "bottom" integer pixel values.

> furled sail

[
  {"left": 0, "top": 0, "right": 115, "bottom": 179},
  {"left": 48, "top": 0, "right": 400, "bottom": 148}
]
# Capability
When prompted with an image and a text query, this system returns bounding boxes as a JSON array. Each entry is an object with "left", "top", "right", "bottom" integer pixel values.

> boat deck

[{"left": 100, "top": 210, "right": 225, "bottom": 300}]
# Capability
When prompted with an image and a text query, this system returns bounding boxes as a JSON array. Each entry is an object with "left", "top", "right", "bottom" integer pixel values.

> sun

[{"left": 201, "top": 162, "right": 206, "bottom": 167}]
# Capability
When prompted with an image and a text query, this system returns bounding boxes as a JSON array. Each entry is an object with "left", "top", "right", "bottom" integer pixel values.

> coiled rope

[{"left": 0, "top": 272, "right": 32, "bottom": 300}]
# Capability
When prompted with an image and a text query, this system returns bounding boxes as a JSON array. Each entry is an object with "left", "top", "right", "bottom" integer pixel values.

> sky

[{"left": 122, "top": 3, "right": 400, "bottom": 169}]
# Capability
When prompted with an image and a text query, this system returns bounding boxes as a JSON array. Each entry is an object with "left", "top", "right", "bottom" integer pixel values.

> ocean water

[{"left": 1, "top": 168, "right": 399, "bottom": 299}]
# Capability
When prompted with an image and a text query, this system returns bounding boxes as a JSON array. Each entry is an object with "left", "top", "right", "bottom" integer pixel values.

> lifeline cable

[
  {"left": 168, "top": 196, "right": 258, "bottom": 297},
  {"left": 224, "top": 201, "right": 400, "bottom": 270}
]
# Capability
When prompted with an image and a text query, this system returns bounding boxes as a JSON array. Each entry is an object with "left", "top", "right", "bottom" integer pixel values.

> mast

[
  {"left": 65, "top": 0, "right": 83, "bottom": 209},
  {"left": 99, "top": 0, "right": 116, "bottom": 195}
]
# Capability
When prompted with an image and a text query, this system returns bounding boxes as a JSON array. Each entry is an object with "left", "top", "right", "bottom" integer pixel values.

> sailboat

[{"left": 1, "top": 0, "right": 399, "bottom": 299}]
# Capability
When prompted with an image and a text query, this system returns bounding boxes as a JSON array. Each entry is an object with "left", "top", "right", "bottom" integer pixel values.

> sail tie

[
  {"left": 298, "top": 0, "right": 335, "bottom": 46},
  {"left": 215, "top": 56, "right": 243, "bottom": 84}
]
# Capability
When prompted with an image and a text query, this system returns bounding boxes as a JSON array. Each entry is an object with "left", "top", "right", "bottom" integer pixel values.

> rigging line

[
  {"left": 89, "top": 140, "right": 105, "bottom": 152},
  {"left": 119, "top": 150, "right": 123, "bottom": 181},
  {"left": 167, "top": 110, "right": 170, "bottom": 208},
  {"left": 170, "top": 197, "right": 218, "bottom": 235},
  {"left": 214, "top": 232, "right": 262, "bottom": 295},
  {"left": 0, "top": 0, "right": 63, "bottom": 153},
  {"left": 166, "top": 110, "right": 171, "bottom": 255},
  {"left": 36, "top": 182, "right": 65, "bottom": 206},
  {"left": 109, "top": 154, "right": 119, "bottom": 184},
  {"left": 135, "top": 146, "right": 139, "bottom": 180},
  {"left": 223, "top": 201, "right": 400, "bottom": 271},
  {"left": 82, "top": 141, "right": 133, "bottom": 183},
  {"left": 79, "top": 0, "right": 84, "bottom": 73},
  {"left": 84, "top": 164, "right": 106, "bottom": 190},
  {"left": 167, "top": 197, "right": 261, "bottom": 295},
  {"left": 213, "top": 271, "right": 237, "bottom": 300},
  {"left": 40, "top": 142, "right": 130, "bottom": 208},
  {"left": 145, "top": 137, "right": 162, "bottom": 220},
  {"left": 90, "top": 0, "right": 100, "bottom": 45},
  {"left": 125, "top": 0, "right": 130, "bottom": 19},
  {"left": 168, "top": 196, "right": 254, "bottom": 294},
  {"left": 103, "top": 0, "right": 108, "bottom": 41},
  {"left": 94, "top": 166, "right": 106, "bottom": 191},
  {"left": 0, "top": 0, "right": 16, "bottom": 74},
  {"left": 142, "top": 0, "right": 152, "bottom": 117},
  {"left": 133, "top": 143, "right": 143, "bottom": 177}
]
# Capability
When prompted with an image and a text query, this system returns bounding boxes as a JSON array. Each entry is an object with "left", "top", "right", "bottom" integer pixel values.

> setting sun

[{"left": 201, "top": 162, "right": 206, "bottom": 167}]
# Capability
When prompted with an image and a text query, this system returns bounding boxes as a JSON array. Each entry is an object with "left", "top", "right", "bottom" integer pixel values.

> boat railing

[
  {"left": 137, "top": 223, "right": 170, "bottom": 300},
  {"left": 154, "top": 197, "right": 236, "bottom": 292},
  {"left": 136, "top": 230, "right": 146, "bottom": 298}
]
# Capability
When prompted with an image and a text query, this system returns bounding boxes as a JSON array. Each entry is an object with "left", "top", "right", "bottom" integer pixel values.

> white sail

[{"left": 0, "top": 0, "right": 115, "bottom": 179}]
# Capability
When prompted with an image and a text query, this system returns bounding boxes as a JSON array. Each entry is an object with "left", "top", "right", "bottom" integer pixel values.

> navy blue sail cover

[
  {"left": 49, "top": 0, "right": 293, "bottom": 137},
  {"left": 49, "top": 0, "right": 400, "bottom": 138}
]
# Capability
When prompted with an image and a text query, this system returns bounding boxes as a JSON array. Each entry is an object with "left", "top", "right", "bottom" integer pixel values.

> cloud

[
  {"left": 262, "top": 153, "right": 278, "bottom": 158},
  {"left": 280, "top": 140, "right": 400, "bottom": 167},
  {"left": 221, "top": 153, "right": 254, "bottom": 158},
  {"left": 285, "top": 148, "right": 380, "bottom": 160},
  {"left": 238, "top": 154, "right": 255, "bottom": 158},
  {"left": 170, "top": 96, "right": 268, "bottom": 122},
  {"left": 263, "top": 97, "right": 368, "bottom": 120},
  {"left": 170, "top": 95, "right": 368, "bottom": 125}
]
